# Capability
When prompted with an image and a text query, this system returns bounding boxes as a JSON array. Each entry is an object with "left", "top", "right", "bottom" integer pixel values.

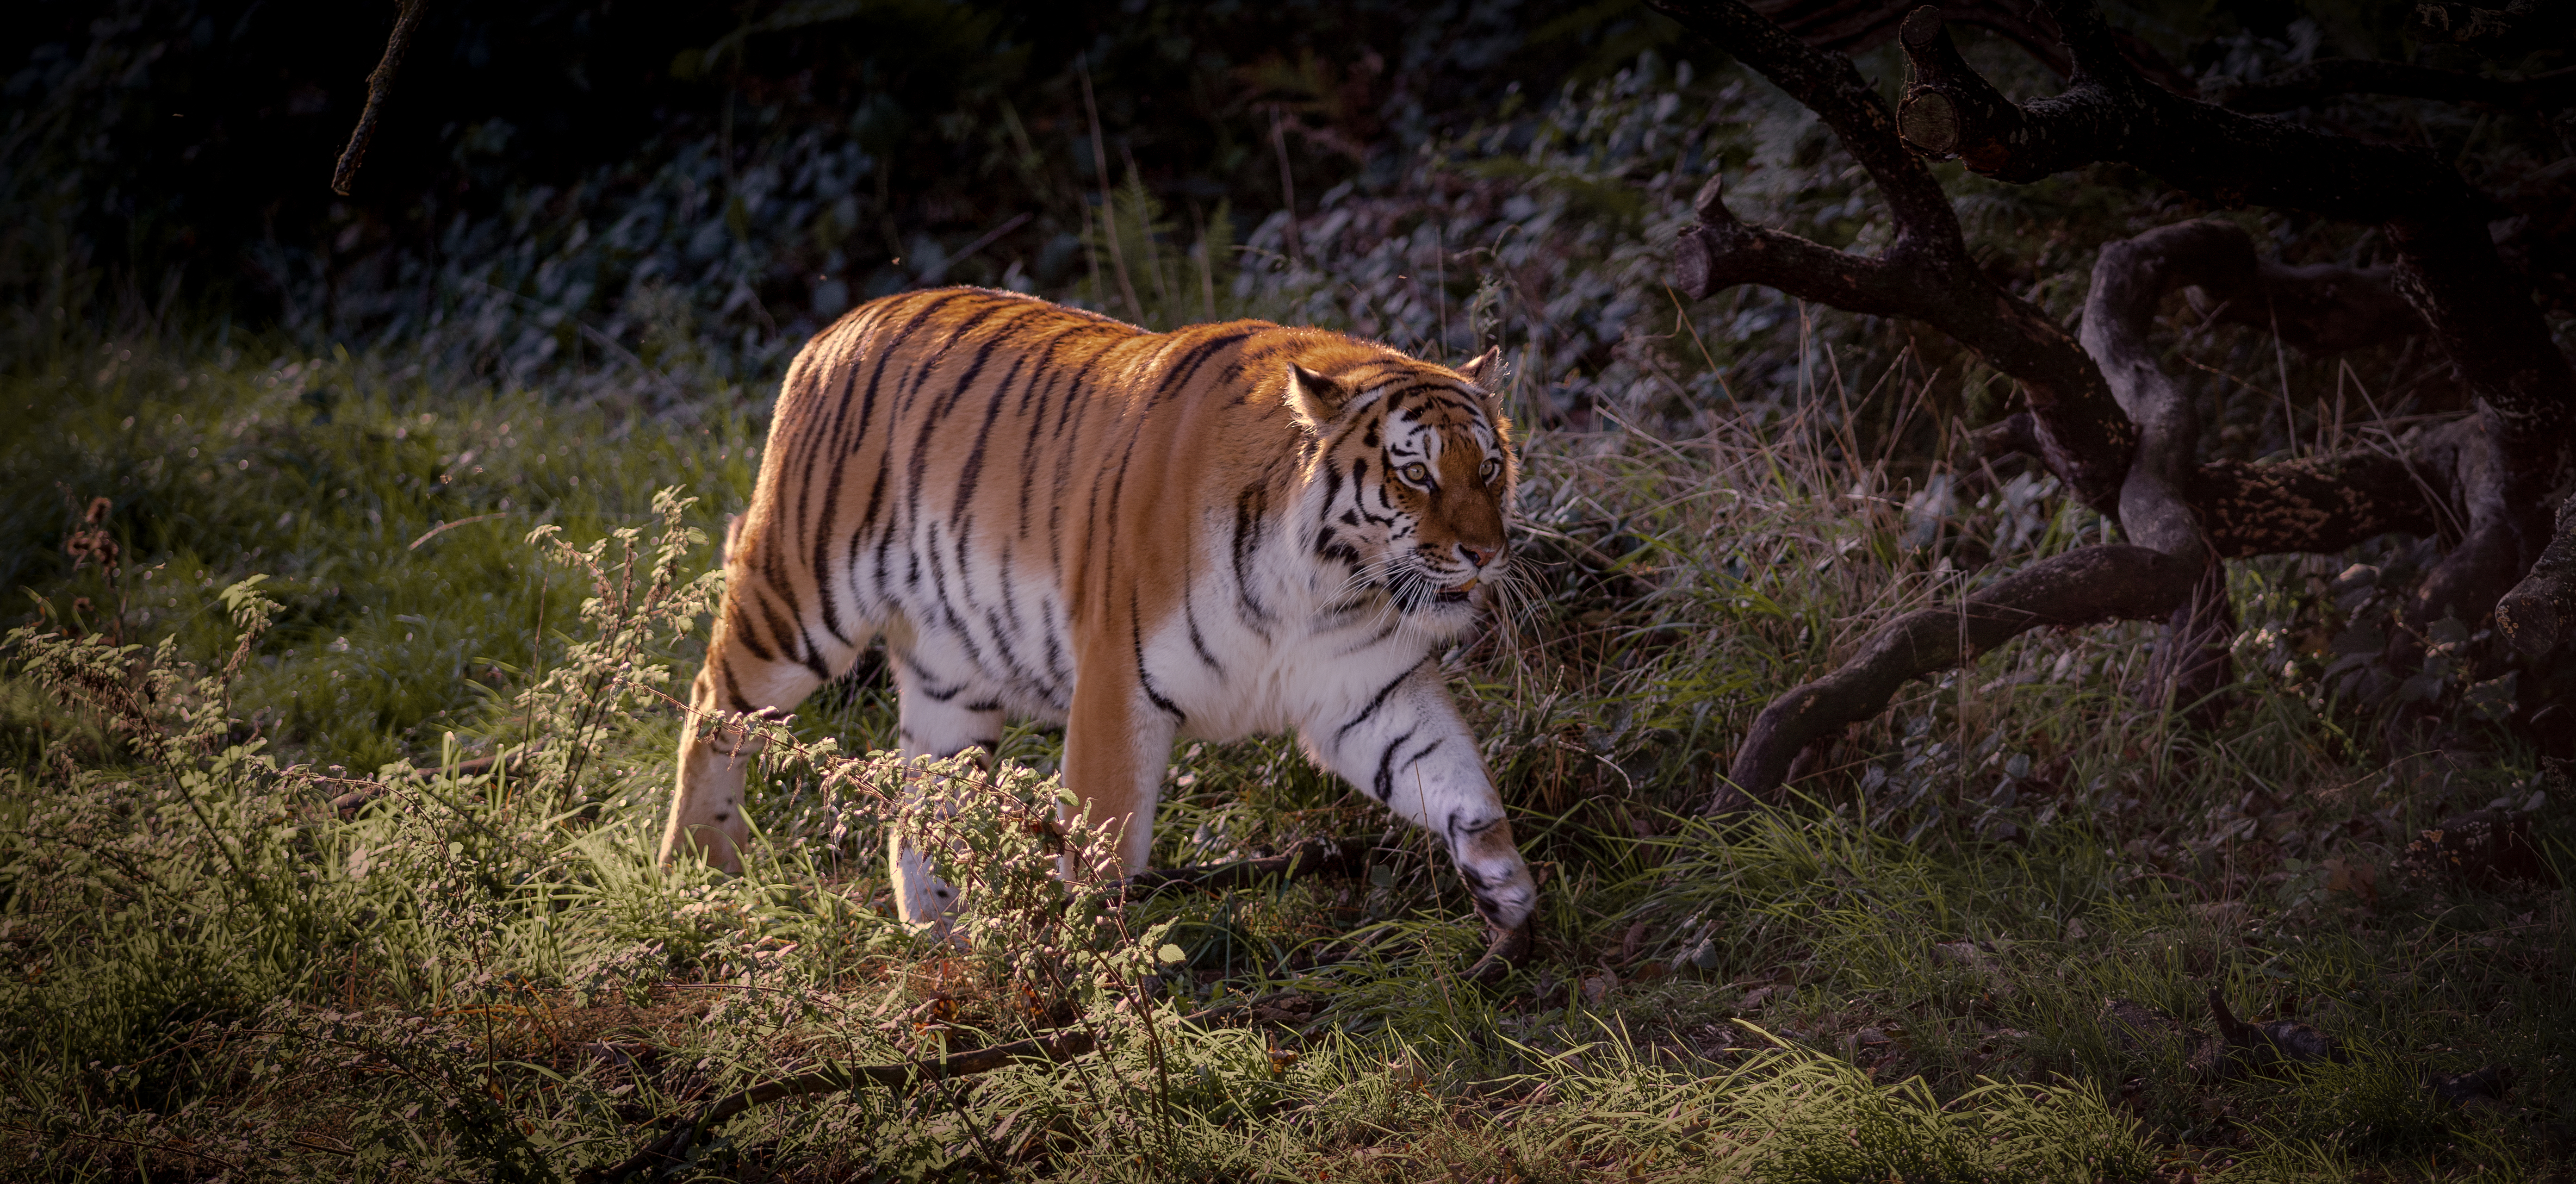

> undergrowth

[{"left": 5, "top": 323, "right": 2566, "bottom": 1180}]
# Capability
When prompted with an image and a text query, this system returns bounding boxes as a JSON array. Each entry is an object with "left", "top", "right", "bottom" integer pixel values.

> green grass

[
  {"left": 2, "top": 312, "right": 2567, "bottom": 1183},
  {"left": 2, "top": 336, "right": 764, "bottom": 772}
]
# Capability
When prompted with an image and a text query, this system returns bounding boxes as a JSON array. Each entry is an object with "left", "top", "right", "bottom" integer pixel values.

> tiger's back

[{"left": 666, "top": 287, "right": 1537, "bottom": 937}]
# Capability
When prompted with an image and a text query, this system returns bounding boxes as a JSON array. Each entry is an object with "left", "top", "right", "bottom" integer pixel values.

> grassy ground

[{"left": 3, "top": 306, "right": 2568, "bottom": 1183}]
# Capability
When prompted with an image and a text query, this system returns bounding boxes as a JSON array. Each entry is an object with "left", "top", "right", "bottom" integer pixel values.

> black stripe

[
  {"left": 794, "top": 622, "right": 831, "bottom": 681},
  {"left": 813, "top": 291, "right": 976, "bottom": 642},
  {"left": 720, "top": 661, "right": 752, "bottom": 713},
  {"left": 1130, "top": 592, "right": 1186, "bottom": 723},
  {"left": 901, "top": 652, "right": 968, "bottom": 702},
  {"left": 983, "top": 605, "right": 1041, "bottom": 692},
  {"left": 1184, "top": 593, "right": 1223, "bottom": 673},
  {"left": 902, "top": 302, "right": 1031, "bottom": 537},
  {"left": 754, "top": 593, "right": 803, "bottom": 669},
  {"left": 1229, "top": 484, "right": 1274, "bottom": 625},
  {"left": 728, "top": 600, "right": 776, "bottom": 664},
  {"left": 1148, "top": 329, "right": 1257, "bottom": 405},
  {"left": 1372, "top": 728, "right": 1417, "bottom": 802},
  {"left": 1336, "top": 659, "right": 1425, "bottom": 744},
  {"left": 1003, "top": 325, "right": 1092, "bottom": 541}
]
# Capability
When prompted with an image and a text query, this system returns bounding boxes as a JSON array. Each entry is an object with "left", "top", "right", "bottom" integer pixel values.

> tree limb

[
  {"left": 1894, "top": 5, "right": 2482, "bottom": 218},
  {"left": 1655, "top": 0, "right": 2138, "bottom": 514},
  {"left": 1713, "top": 545, "right": 2200, "bottom": 811},
  {"left": 2194, "top": 450, "right": 2448, "bottom": 559},
  {"left": 332, "top": 0, "right": 430, "bottom": 196},
  {"left": 2082, "top": 221, "right": 2237, "bottom": 707},
  {"left": 1898, "top": 0, "right": 2576, "bottom": 634},
  {"left": 2177, "top": 257, "right": 2422, "bottom": 355}
]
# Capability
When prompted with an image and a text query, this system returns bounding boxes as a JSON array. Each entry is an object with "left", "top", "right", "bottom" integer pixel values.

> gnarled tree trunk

[{"left": 1650, "top": 0, "right": 2576, "bottom": 810}]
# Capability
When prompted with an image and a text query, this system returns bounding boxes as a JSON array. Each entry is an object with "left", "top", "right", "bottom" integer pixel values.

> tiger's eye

[
  {"left": 1400, "top": 462, "right": 1431, "bottom": 486},
  {"left": 1480, "top": 459, "right": 1501, "bottom": 484}
]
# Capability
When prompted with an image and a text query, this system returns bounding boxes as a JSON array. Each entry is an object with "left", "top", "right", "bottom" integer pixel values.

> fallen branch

[{"left": 1713, "top": 545, "right": 2200, "bottom": 811}]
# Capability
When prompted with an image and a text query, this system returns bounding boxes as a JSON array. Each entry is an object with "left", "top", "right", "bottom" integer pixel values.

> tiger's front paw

[
  {"left": 1463, "top": 867, "right": 1536, "bottom": 933},
  {"left": 1466, "top": 915, "right": 1534, "bottom": 984},
  {"left": 1453, "top": 822, "right": 1536, "bottom": 933}
]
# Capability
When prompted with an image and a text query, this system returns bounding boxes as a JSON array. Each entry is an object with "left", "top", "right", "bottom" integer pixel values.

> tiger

[{"left": 659, "top": 286, "right": 1538, "bottom": 946}]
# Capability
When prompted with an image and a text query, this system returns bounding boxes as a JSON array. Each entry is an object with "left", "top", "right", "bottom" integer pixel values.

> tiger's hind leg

[
  {"left": 887, "top": 653, "right": 1008, "bottom": 930},
  {"left": 662, "top": 599, "right": 865, "bottom": 877}
]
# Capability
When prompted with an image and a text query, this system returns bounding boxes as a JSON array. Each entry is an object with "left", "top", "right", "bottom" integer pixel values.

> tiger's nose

[{"left": 1459, "top": 543, "right": 1500, "bottom": 569}]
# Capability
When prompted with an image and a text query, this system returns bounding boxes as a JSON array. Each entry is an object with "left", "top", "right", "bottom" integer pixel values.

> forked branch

[
  {"left": 1664, "top": 0, "right": 2561, "bottom": 804},
  {"left": 1892, "top": 0, "right": 2576, "bottom": 620},
  {"left": 1655, "top": 0, "right": 2137, "bottom": 514}
]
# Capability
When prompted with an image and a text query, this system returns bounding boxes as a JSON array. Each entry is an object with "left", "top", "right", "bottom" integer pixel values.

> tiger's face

[{"left": 1289, "top": 351, "right": 1516, "bottom": 632}]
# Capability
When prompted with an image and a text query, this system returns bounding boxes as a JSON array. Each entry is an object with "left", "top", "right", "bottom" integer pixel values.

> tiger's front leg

[
  {"left": 1303, "top": 661, "right": 1536, "bottom": 934},
  {"left": 1061, "top": 648, "right": 1181, "bottom": 886}
]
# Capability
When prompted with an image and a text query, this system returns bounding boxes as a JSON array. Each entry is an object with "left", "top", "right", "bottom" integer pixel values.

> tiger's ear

[
  {"left": 1457, "top": 346, "right": 1503, "bottom": 388},
  {"left": 1285, "top": 364, "right": 1350, "bottom": 432}
]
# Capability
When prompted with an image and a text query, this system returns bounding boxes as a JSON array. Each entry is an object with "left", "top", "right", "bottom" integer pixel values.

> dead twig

[{"left": 331, "top": 0, "right": 431, "bottom": 196}]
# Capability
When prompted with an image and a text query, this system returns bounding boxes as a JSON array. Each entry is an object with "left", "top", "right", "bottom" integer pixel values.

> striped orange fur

[{"left": 662, "top": 287, "right": 1536, "bottom": 936}]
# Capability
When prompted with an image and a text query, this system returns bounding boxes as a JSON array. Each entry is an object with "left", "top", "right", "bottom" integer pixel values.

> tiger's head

[{"left": 1287, "top": 347, "right": 1517, "bottom": 635}]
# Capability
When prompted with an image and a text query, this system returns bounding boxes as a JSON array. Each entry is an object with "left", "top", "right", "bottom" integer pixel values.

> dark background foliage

[{"left": 5, "top": 0, "right": 1679, "bottom": 352}]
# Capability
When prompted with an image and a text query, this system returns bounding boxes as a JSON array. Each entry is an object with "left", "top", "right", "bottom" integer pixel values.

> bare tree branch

[
  {"left": 2177, "top": 257, "right": 2422, "bottom": 355},
  {"left": 2194, "top": 450, "right": 2449, "bottom": 558},
  {"left": 1897, "top": 0, "right": 2576, "bottom": 636},
  {"left": 1715, "top": 545, "right": 2200, "bottom": 811},
  {"left": 332, "top": 0, "right": 430, "bottom": 197},
  {"left": 1893, "top": 5, "right": 2480, "bottom": 216},
  {"left": 1655, "top": 0, "right": 2139, "bottom": 515},
  {"left": 2082, "top": 221, "right": 2234, "bottom": 707},
  {"left": 1668, "top": 0, "right": 2571, "bottom": 806}
]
